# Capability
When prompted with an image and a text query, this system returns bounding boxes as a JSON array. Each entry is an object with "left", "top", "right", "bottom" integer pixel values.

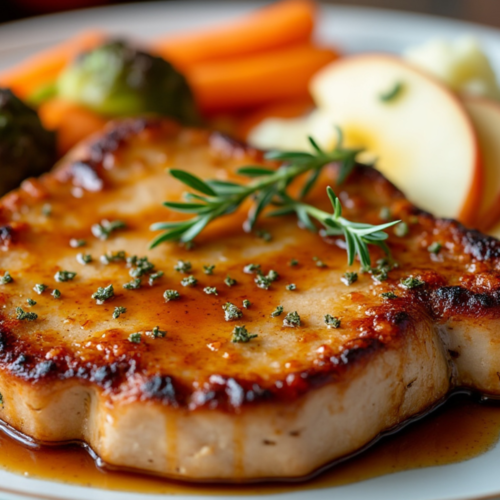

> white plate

[{"left": 0, "top": 2, "right": 500, "bottom": 500}]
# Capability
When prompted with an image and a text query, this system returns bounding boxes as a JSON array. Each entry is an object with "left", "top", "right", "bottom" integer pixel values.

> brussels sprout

[
  {"left": 0, "top": 88, "right": 56, "bottom": 196},
  {"left": 57, "top": 40, "right": 200, "bottom": 124}
]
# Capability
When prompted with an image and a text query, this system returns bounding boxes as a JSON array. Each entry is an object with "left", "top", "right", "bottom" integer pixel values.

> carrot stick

[
  {"left": 0, "top": 31, "right": 104, "bottom": 99},
  {"left": 38, "top": 98, "right": 107, "bottom": 155},
  {"left": 187, "top": 43, "right": 339, "bottom": 113},
  {"left": 154, "top": 0, "right": 316, "bottom": 69},
  {"left": 236, "top": 97, "right": 314, "bottom": 140}
]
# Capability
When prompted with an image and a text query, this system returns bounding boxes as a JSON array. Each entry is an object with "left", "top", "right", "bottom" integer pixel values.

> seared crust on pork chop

[{"left": 0, "top": 118, "right": 499, "bottom": 480}]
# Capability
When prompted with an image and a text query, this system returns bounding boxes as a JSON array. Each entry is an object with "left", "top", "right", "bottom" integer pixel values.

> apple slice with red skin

[
  {"left": 463, "top": 97, "right": 500, "bottom": 232},
  {"left": 310, "top": 54, "right": 483, "bottom": 226}
]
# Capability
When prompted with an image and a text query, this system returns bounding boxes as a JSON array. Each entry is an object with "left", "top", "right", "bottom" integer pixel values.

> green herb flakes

[
  {"left": 92, "top": 219, "right": 127, "bottom": 240},
  {"left": 341, "top": 272, "right": 358, "bottom": 286},
  {"left": 379, "top": 81, "right": 404, "bottom": 102},
  {"left": 123, "top": 278, "right": 141, "bottom": 290},
  {"left": 381, "top": 291, "right": 398, "bottom": 299},
  {"left": 42, "top": 204, "right": 52, "bottom": 217},
  {"left": 148, "top": 271, "right": 164, "bottom": 286},
  {"left": 232, "top": 325, "right": 257, "bottom": 343},
  {"left": 286, "top": 283, "right": 297, "bottom": 291},
  {"left": 129, "top": 333, "right": 142, "bottom": 344},
  {"left": 225, "top": 275, "right": 237, "bottom": 287},
  {"left": 174, "top": 260, "right": 192, "bottom": 273},
  {"left": 70, "top": 238, "right": 86, "bottom": 248},
  {"left": 271, "top": 305, "right": 283, "bottom": 317},
  {"left": 324, "top": 314, "right": 341, "bottom": 328},
  {"left": 33, "top": 284, "right": 47, "bottom": 294},
  {"left": 428, "top": 242, "right": 442, "bottom": 254},
  {"left": 0, "top": 272, "right": 12, "bottom": 285},
  {"left": 113, "top": 306, "right": 126, "bottom": 319},
  {"left": 244, "top": 263, "right": 261, "bottom": 274},
  {"left": 203, "top": 264, "right": 215, "bottom": 275},
  {"left": 77, "top": 253, "right": 93, "bottom": 265},
  {"left": 100, "top": 250, "right": 126, "bottom": 264},
  {"left": 92, "top": 284, "right": 114, "bottom": 303},
  {"left": 394, "top": 222, "right": 409, "bottom": 238},
  {"left": 150, "top": 326, "right": 166, "bottom": 338},
  {"left": 223, "top": 302, "right": 243, "bottom": 321},
  {"left": 55, "top": 270, "right": 77, "bottom": 282},
  {"left": 243, "top": 299, "right": 251, "bottom": 309},
  {"left": 400, "top": 276, "right": 425, "bottom": 289},
  {"left": 313, "top": 256, "right": 327, "bottom": 268},
  {"left": 52, "top": 289, "right": 61, "bottom": 299},
  {"left": 181, "top": 275, "right": 197, "bottom": 287},
  {"left": 164, "top": 289, "right": 180, "bottom": 302},
  {"left": 27, "top": 298, "right": 36, "bottom": 306},
  {"left": 289, "top": 259, "right": 298, "bottom": 267},
  {"left": 283, "top": 311, "right": 301, "bottom": 327},
  {"left": 379, "top": 207, "right": 392, "bottom": 221},
  {"left": 256, "top": 229, "right": 272, "bottom": 242},
  {"left": 204, "top": 286, "right": 218, "bottom": 295},
  {"left": 16, "top": 307, "right": 37, "bottom": 321},
  {"left": 129, "top": 256, "right": 154, "bottom": 278}
]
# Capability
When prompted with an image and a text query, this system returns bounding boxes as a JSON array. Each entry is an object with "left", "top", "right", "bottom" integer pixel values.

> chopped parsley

[
  {"left": 286, "top": 283, "right": 297, "bottom": 291},
  {"left": 224, "top": 275, "right": 237, "bottom": 287},
  {"left": 255, "top": 229, "right": 272, "bottom": 242},
  {"left": 174, "top": 260, "right": 192, "bottom": 273},
  {"left": 289, "top": 258, "right": 299, "bottom": 267},
  {"left": 27, "top": 298, "right": 36, "bottom": 306},
  {"left": 100, "top": 250, "right": 126, "bottom": 264},
  {"left": 91, "top": 284, "right": 114, "bottom": 303},
  {"left": 324, "top": 314, "right": 341, "bottom": 328},
  {"left": 70, "top": 238, "right": 86, "bottom": 248},
  {"left": 129, "top": 256, "right": 154, "bottom": 278},
  {"left": 54, "top": 270, "right": 77, "bottom": 282},
  {"left": 341, "top": 272, "right": 358, "bottom": 286},
  {"left": 243, "top": 299, "right": 251, "bottom": 309},
  {"left": 271, "top": 305, "right": 284, "bottom": 317},
  {"left": 223, "top": 302, "right": 243, "bottom": 321},
  {"left": 0, "top": 272, "right": 12, "bottom": 285},
  {"left": 400, "top": 276, "right": 425, "bottom": 289},
  {"left": 113, "top": 306, "right": 126, "bottom": 319},
  {"left": 243, "top": 263, "right": 261, "bottom": 274},
  {"left": 381, "top": 291, "right": 398, "bottom": 299},
  {"left": 52, "top": 289, "right": 61, "bottom": 299},
  {"left": 394, "top": 222, "right": 409, "bottom": 238},
  {"left": 33, "top": 284, "right": 47, "bottom": 294},
  {"left": 267, "top": 270, "right": 279, "bottom": 282},
  {"left": 283, "top": 311, "right": 301, "bottom": 327},
  {"left": 148, "top": 271, "right": 164, "bottom": 286},
  {"left": 123, "top": 278, "right": 141, "bottom": 290},
  {"left": 164, "top": 289, "right": 180, "bottom": 302},
  {"left": 232, "top": 325, "right": 257, "bottom": 343},
  {"left": 77, "top": 253, "right": 93, "bottom": 265},
  {"left": 313, "top": 256, "right": 327, "bottom": 268},
  {"left": 428, "top": 242, "right": 442, "bottom": 254},
  {"left": 369, "top": 258, "right": 396, "bottom": 282},
  {"left": 255, "top": 275, "right": 272, "bottom": 290},
  {"left": 129, "top": 333, "right": 142, "bottom": 344},
  {"left": 92, "top": 219, "right": 127, "bottom": 240},
  {"left": 0, "top": 393, "right": 3, "bottom": 405},
  {"left": 150, "top": 326, "right": 166, "bottom": 338},
  {"left": 203, "top": 264, "right": 215, "bottom": 275},
  {"left": 16, "top": 307, "right": 37, "bottom": 321},
  {"left": 181, "top": 275, "right": 197, "bottom": 287},
  {"left": 204, "top": 286, "right": 218, "bottom": 295}
]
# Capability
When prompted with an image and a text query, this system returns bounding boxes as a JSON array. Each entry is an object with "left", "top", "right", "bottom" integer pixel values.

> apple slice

[
  {"left": 463, "top": 97, "right": 500, "bottom": 231},
  {"left": 310, "top": 55, "right": 483, "bottom": 225}
]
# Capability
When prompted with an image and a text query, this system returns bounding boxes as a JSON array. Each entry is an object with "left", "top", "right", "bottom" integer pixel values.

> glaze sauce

[{"left": 0, "top": 394, "right": 499, "bottom": 496}]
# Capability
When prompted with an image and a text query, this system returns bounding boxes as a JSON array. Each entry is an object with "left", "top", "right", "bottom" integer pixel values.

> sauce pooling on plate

[{"left": 0, "top": 394, "right": 498, "bottom": 497}]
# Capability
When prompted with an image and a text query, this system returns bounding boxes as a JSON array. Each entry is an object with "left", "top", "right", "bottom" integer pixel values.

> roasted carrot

[
  {"left": 187, "top": 43, "right": 338, "bottom": 113},
  {"left": 154, "top": 0, "right": 316, "bottom": 69},
  {"left": 38, "top": 98, "right": 107, "bottom": 155},
  {"left": 236, "top": 96, "right": 314, "bottom": 140},
  {"left": 0, "top": 31, "right": 104, "bottom": 100}
]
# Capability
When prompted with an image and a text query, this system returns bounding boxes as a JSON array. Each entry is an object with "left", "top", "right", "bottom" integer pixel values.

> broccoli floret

[
  {"left": 57, "top": 40, "right": 200, "bottom": 124},
  {"left": 0, "top": 88, "right": 56, "bottom": 196}
]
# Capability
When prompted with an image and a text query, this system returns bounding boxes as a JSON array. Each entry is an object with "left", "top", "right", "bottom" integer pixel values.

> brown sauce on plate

[{"left": 0, "top": 394, "right": 499, "bottom": 496}]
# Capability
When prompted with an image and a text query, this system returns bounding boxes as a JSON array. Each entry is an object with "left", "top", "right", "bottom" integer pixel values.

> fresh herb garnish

[
  {"left": 100, "top": 250, "right": 126, "bottom": 264},
  {"left": 255, "top": 229, "right": 272, "bottom": 242},
  {"left": 77, "top": 253, "right": 93, "bottom": 265},
  {"left": 150, "top": 134, "right": 398, "bottom": 269},
  {"left": 129, "top": 333, "right": 141, "bottom": 344},
  {"left": 129, "top": 256, "right": 154, "bottom": 278},
  {"left": 113, "top": 306, "right": 126, "bottom": 319},
  {"left": 289, "top": 258, "right": 298, "bottom": 267},
  {"left": 203, "top": 264, "right": 215, "bottom": 275},
  {"left": 394, "top": 222, "right": 409, "bottom": 237},
  {"left": 232, "top": 325, "right": 257, "bottom": 343},
  {"left": 33, "top": 284, "right": 47, "bottom": 294},
  {"left": 224, "top": 275, "right": 237, "bottom": 287},
  {"left": 243, "top": 263, "right": 261, "bottom": 274},
  {"left": 380, "top": 81, "right": 404, "bottom": 102},
  {"left": 286, "top": 283, "right": 297, "bottom": 291},
  {"left": 313, "top": 256, "right": 327, "bottom": 268},
  {"left": 223, "top": 302, "right": 243, "bottom": 321},
  {"left": 0, "top": 272, "right": 12, "bottom": 285},
  {"left": 324, "top": 314, "right": 341, "bottom": 328},
  {"left": 379, "top": 207, "right": 392, "bottom": 221},
  {"left": 271, "top": 305, "right": 284, "bottom": 317},
  {"left": 70, "top": 238, "right": 86, "bottom": 248},
  {"left": 27, "top": 298, "right": 36, "bottom": 306},
  {"left": 283, "top": 311, "right": 301, "bottom": 327},
  {"left": 92, "top": 219, "right": 127, "bottom": 240},
  {"left": 368, "top": 258, "right": 396, "bottom": 282},
  {"left": 55, "top": 270, "right": 76, "bottom": 282},
  {"left": 16, "top": 307, "right": 37, "bottom": 321},
  {"left": 255, "top": 274, "right": 272, "bottom": 290},
  {"left": 243, "top": 299, "right": 251, "bottom": 309},
  {"left": 204, "top": 286, "right": 218, "bottom": 295},
  {"left": 174, "top": 260, "right": 191, "bottom": 273},
  {"left": 123, "top": 278, "right": 141, "bottom": 290},
  {"left": 341, "top": 272, "right": 358, "bottom": 286},
  {"left": 181, "top": 275, "right": 197, "bottom": 287},
  {"left": 52, "top": 289, "right": 61, "bottom": 299},
  {"left": 381, "top": 291, "right": 398, "bottom": 299},
  {"left": 148, "top": 271, "right": 164, "bottom": 286},
  {"left": 267, "top": 270, "right": 279, "bottom": 282},
  {"left": 91, "top": 284, "right": 114, "bottom": 303},
  {"left": 150, "top": 326, "right": 166, "bottom": 338},
  {"left": 164, "top": 289, "right": 180, "bottom": 301},
  {"left": 400, "top": 276, "right": 425, "bottom": 289},
  {"left": 428, "top": 242, "right": 442, "bottom": 254}
]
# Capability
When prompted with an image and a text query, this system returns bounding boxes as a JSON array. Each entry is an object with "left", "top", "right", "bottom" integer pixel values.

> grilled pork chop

[{"left": 0, "top": 118, "right": 499, "bottom": 481}]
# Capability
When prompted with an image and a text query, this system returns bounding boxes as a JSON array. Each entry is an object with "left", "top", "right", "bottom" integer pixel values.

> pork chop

[{"left": 0, "top": 118, "right": 499, "bottom": 481}]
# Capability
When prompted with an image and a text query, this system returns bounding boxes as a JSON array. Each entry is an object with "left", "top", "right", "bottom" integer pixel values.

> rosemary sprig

[{"left": 150, "top": 134, "right": 399, "bottom": 268}]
